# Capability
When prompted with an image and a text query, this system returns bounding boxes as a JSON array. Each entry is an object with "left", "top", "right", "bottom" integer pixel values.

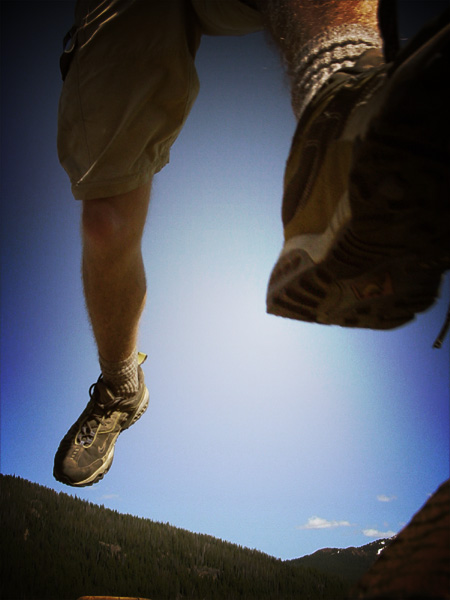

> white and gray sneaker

[
  {"left": 267, "top": 10, "right": 450, "bottom": 339},
  {"left": 54, "top": 353, "right": 149, "bottom": 487}
]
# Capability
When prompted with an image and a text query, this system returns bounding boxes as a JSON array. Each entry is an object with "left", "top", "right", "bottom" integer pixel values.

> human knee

[
  {"left": 82, "top": 199, "right": 125, "bottom": 248},
  {"left": 82, "top": 199, "right": 146, "bottom": 256},
  {"left": 81, "top": 186, "right": 150, "bottom": 251}
]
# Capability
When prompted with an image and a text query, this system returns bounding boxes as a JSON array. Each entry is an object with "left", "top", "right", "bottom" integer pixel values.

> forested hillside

[{"left": 0, "top": 475, "right": 348, "bottom": 600}]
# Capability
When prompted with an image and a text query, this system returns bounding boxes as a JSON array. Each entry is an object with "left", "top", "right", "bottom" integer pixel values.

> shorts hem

[{"left": 70, "top": 168, "right": 158, "bottom": 201}]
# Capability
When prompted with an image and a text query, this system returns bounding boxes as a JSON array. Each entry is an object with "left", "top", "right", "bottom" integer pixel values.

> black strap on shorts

[{"left": 60, "top": 25, "right": 78, "bottom": 81}]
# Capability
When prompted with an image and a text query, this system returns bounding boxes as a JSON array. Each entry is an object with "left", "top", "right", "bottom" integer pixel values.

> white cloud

[
  {"left": 363, "top": 528, "right": 397, "bottom": 538},
  {"left": 377, "top": 494, "right": 397, "bottom": 503},
  {"left": 299, "top": 516, "right": 351, "bottom": 530}
]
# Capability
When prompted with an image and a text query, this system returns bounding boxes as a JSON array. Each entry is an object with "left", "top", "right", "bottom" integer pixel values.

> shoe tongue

[{"left": 96, "top": 378, "right": 123, "bottom": 407}]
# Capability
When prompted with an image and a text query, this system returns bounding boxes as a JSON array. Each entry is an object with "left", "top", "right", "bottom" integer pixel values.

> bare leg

[
  {"left": 53, "top": 183, "right": 151, "bottom": 485},
  {"left": 81, "top": 183, "right": 151, "bottom": 364}
]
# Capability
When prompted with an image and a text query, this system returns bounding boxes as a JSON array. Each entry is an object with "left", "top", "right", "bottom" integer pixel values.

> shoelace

[
  {"left": 378, "top": 0, "right": 400, "bottom": 63},
  {"left": 77, "top": 422, "right": 96, "bottom": 447},
  {"left": 433, "top": 302, "right": 450, "bottom": 349},
  {"left": 76, "top": 379, "right": 123, "bottom": 447}
]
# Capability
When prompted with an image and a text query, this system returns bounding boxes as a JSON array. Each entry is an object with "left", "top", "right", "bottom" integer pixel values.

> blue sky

[{"left": 1, "top": 0, "right": 449, "bottom": 561}]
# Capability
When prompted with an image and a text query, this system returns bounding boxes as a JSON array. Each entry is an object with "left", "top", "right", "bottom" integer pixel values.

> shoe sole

[
  {"left": 267, "top": 19, "right": 450, "bottom": 329},
  {"left": 56, "top": 386, "right": 150, "bottom": 488}
]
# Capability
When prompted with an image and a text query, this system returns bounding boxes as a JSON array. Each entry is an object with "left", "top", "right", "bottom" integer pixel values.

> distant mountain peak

[{"left": 287, "top": 538, "right": 396, "bottom": 584}]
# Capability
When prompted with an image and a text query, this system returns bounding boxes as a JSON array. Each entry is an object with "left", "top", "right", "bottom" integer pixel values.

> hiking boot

[
  {"left": 54, "top": 354, "right": 149, "bottom": 487},
  {"left": 267, "top": 10, "right": 450, "bottom": 331}
]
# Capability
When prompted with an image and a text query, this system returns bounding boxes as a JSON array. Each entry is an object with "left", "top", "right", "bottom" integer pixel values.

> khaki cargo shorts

[{"left": 57, "top": 0, "right": 263, "bottom": 200}]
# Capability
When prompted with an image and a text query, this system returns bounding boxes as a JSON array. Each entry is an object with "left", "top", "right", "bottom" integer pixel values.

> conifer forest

[{"left": 1, "top": 475, "right": 349, "bottom": 600}]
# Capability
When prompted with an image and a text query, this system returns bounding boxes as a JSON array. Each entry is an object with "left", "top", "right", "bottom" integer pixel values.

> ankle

[
  {"left": 291, "top": 24, "right": 382, "bottom": 120},
  {"left": 99, "top": 350, "right": 140, "bottom": 397}
]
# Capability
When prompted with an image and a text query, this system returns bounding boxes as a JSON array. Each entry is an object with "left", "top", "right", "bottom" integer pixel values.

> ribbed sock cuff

[
  {"left": 99, "top": 350, "right": 139, "bottom": 398},
  {"left": 292, "top": 24, "right": 382, "bottom": 120}
]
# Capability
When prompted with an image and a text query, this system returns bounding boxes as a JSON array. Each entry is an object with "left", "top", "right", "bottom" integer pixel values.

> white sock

[
  {"left": 99, "top": 350, "right": 139, "bottom": 398},
  {"left": 292, "top": 24, "right": 382, "bottom": 120}
]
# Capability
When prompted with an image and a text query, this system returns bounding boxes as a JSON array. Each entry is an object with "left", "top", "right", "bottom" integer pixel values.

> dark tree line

[{"left": 1, "top": 474, "right": 349, "bottom": 600}]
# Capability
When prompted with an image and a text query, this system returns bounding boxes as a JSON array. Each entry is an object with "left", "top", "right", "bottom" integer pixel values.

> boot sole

[{"left": 267, "top": 19, "right": 450, "bottom": 329}]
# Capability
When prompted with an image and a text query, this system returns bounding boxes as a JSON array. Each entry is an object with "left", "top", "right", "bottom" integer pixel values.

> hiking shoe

[
  {"left": 54, "top": 354, "right": 149, "bottom": 487},
  {"left": 267, "top": 10, "right": 450, "bottom": 330}
]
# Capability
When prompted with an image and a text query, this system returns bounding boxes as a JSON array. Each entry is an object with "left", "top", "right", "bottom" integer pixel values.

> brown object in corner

[{"left": 350, "top": 479, "right": 450, "bottom": 599}]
